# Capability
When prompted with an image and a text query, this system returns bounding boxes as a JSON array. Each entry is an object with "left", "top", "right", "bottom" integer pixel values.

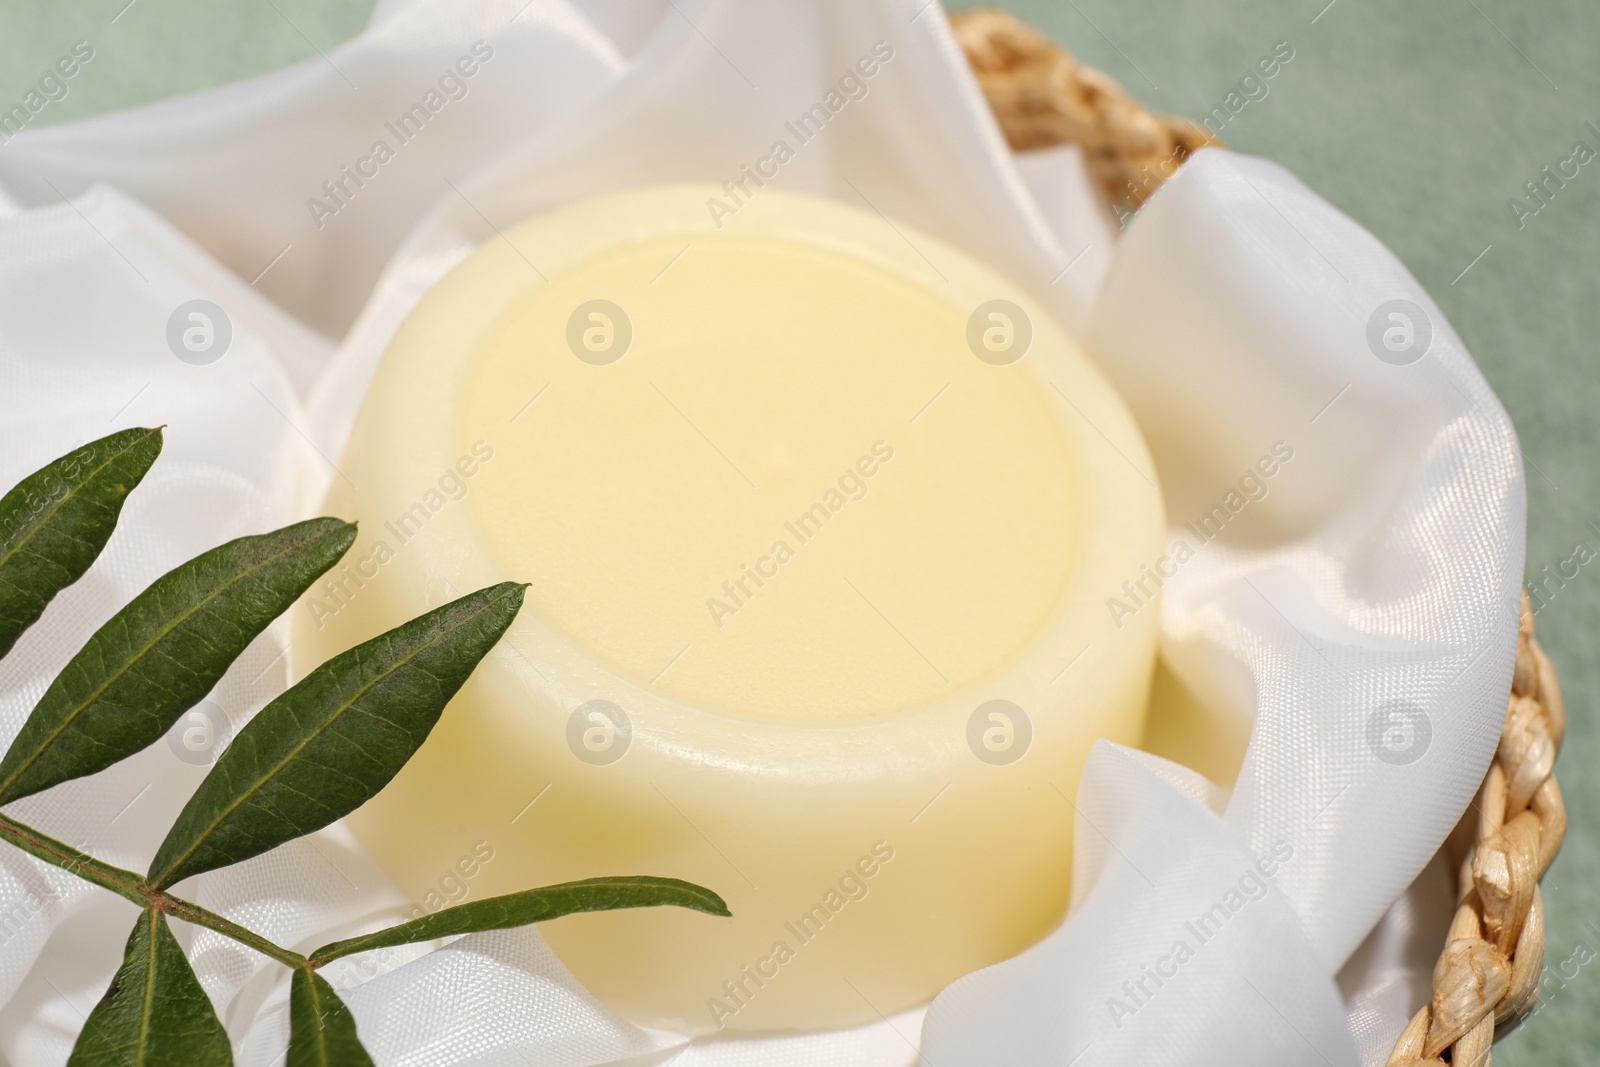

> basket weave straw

[{"left": 952, "top": 11, "right": 1568, "bottom": 1065}]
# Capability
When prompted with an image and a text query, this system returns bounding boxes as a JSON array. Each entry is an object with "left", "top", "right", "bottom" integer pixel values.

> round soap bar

[{"left": 296, "top": 186, "right": 1164, "bottom": 1034}]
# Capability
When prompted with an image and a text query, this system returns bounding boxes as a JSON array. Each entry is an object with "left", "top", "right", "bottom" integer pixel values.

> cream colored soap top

[
  {"left": 306, "top": 185, "right": 1165, "bottom": 1033},
  {"left": 462, "top": 234, "right": 1078, "bottom": 721}
]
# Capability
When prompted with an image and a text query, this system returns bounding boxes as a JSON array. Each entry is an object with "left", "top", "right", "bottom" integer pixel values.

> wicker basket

[{"left": 952, "top": 11, "right": 1567, "bottom": 1065}]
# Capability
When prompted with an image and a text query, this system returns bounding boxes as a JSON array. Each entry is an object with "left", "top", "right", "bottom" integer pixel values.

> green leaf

[
  {"left": 310, "top": 876, "right": 729, "bottom": 965},
  {"left": 148, "top": 582, "right": 527, "bottom": 889},
  {"left": 287, "top": 968, "right": 374, "bottom": 1067},
  {"left": 0, "top": 427, "right": 162, "bottom": 660},
  {"left": 0, "top": 518, "right": 357, "bottom": 805},
  {"left": 67, "top": 907, "right": 232, "bottom": 1067}
]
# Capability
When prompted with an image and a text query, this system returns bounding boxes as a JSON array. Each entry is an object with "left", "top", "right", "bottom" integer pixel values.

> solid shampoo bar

[{"left": 296, "top": 186, "right": 1164, "bottom": 1032}]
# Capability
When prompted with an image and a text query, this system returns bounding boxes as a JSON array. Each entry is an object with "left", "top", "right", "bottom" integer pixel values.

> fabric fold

[{"left": 922, "top": 742, "right": 1361, "bottom": 1065}]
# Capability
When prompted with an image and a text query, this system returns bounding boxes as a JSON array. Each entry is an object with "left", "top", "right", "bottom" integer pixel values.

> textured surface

[{"left": 0, "top": 0, "right": 1595, "bottom": 1063}]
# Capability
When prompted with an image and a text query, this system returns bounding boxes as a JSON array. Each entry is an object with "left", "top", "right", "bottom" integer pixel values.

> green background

[{"left": 1, "top": 0, "right": 1596, "bottom": 1062}]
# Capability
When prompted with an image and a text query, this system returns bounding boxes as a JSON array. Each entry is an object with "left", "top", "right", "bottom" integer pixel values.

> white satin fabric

[{"left": 0, "top": 1, "right": 1522, "bottom": 1064}]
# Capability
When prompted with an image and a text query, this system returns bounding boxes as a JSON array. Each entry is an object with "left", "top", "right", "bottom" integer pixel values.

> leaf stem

[
  {"left": 158, "top": 894, "right": 306, "bottom": 968},
  {"left": 0, "top": 810, "right": 147, "bottom": 906},
  {"left": 0, "top": 811, "right": 305, "bottom": 968}
]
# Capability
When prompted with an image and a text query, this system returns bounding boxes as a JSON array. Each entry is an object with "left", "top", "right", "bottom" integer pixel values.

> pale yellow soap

[{"left": 297, "top": 186, "right": 1164, "bottom": 1034}]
